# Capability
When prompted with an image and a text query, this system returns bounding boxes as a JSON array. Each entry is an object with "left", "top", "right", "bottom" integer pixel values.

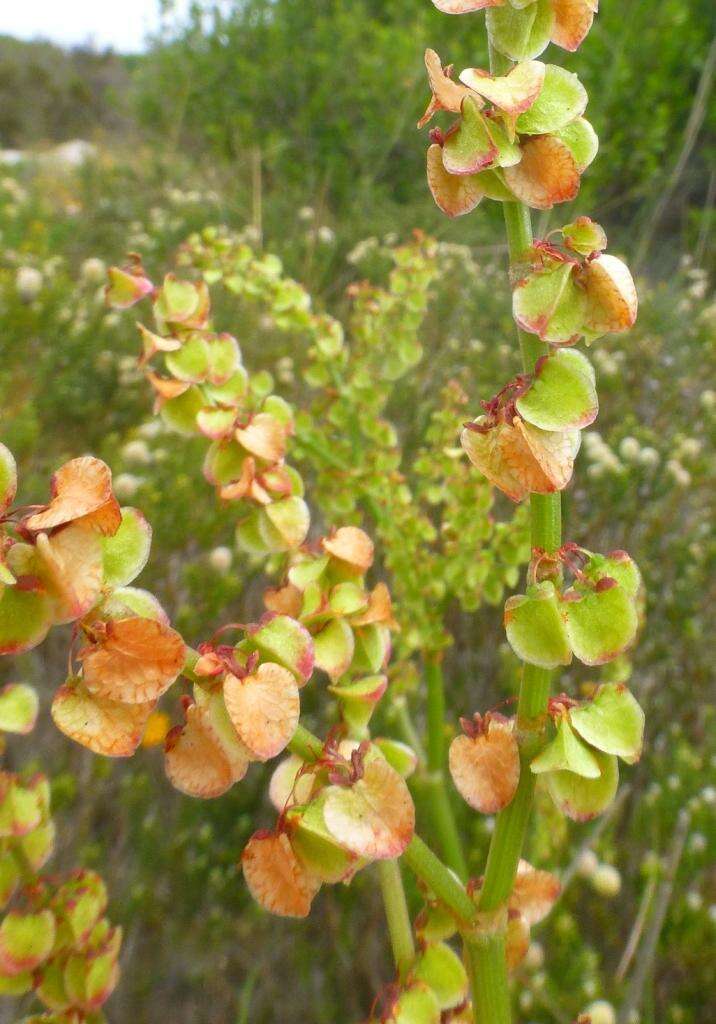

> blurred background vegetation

[{"left": 0, "top": 1, "right": 713, "bottom": 1022}]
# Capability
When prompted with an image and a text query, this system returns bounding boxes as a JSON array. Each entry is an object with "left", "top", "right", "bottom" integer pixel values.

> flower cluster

[
  {"left": 106, "top": 259, "right": 309, "bottom": 555},
  {"left": 421, "top": 50, "right": 597, "bottom": 216},
  {"left": 0, "top": 684, "right": 121, "bottom": 1023}
]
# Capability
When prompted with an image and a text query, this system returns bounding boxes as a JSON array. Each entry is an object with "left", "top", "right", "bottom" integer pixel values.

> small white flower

[
  {"left": 583, "top": 1001, "right": 616, "bottom": 1024},
  {"left": 590, "top": 864, "right": 621, "bottom": 898},
  {"left": 576, "top": 849, "right": 599, "bottom": 878},
  {"left": 317, "top": 225, "right": 335, "bottom": 244},
  {"left": 80, "top": 257, "right": 106, "bottom": 285},
  {"left": 114, "top": 473, "right": 142, "bottom": 500},
  {"left": 689, "top": 832, "right": 706, "bottom": 854},
  {"left": 666, "top": 459, "right": 691, "bottom": 488},
  {"left": 121, "top": 439, "right": 152, "bottom": 465},
  {"left": 638, "top": 446, "right": 659, "bottom": 468},
  {"left": 138, "top": 420, "right": 163, "bottom": 439},
  {"left": 298, "top": 206, "right": 315, "bottom": 221},
  {"left": 619, "top": 436, "right": 641, "bottom": 461},
  {"left": 15, "top": 266, "right": 43, "bottom": 302},
  {"left": 685, "top": 890, "right": 703, "bottom": 911},
  {"left": 699, "top": 389, "right": 715, "bottom": 410},
  {"left": 208, "top": 546, "right": 233, "bottom": 572}
]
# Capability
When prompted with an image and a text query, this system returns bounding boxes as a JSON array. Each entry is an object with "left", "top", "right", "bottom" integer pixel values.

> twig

[
  {"left": 615, "top": 874, "right": 657, "bottom": 983},
  {"left": 617, "top": 809, "right": 691, "bottom": 1024}
]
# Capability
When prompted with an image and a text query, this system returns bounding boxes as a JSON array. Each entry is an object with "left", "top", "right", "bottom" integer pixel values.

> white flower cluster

[
  {"left": 592, "top": 347, "right": 626, "bottom": 377},
  {"left": 583, "top": 431, "right": 624, "bottom": 478}
]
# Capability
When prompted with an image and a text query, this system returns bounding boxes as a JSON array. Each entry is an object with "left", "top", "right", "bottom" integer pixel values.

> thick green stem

[
  {"left": 378, "top": 859, "right": 415, "bottom": 980},
  {"left": 403, "top": 835, "right": 476, "bottom": 924},
  {"left": 424, "top": 655, "right": 469, "bottom": 880},
  {"left": 466, "top": 934, "right": 512, "bottom": 1024}
]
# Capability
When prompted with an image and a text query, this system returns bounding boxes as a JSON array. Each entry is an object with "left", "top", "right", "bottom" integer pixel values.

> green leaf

[
  {"left": 101, "top": 507, "right": 151, "bottom": 589},
  {"left": 442, "top": 97, "right": 499, "bottom": 176},
  {"left": 413, "top": 942, "right": 468, "bottom": 1011},
  {"left": 312, "top": 618, "right": 354, "bottom": 681},
  {"left": 504, "top": 581, "right": 572, "bottom": 669},
  {"left": 0, "top": 444, "right": 17, "bottom": 517},
  {"left": 0, "top": 585, "right": 53, "bottom": 656},
  {"left": 554, "top": 117, "right": 598, "bottom": 172},
  {"left": 328, "top": 581, "right": 368, "bottom": 617},
  {"left": 546, "top": 748, "right": 619, "bottom": 821},
  {"left": 389, "top": 982, "right": 441, "bottom": 1024},
  {"left": 100, "top": 586, "right": 167, "bottom": 622},
  {"left": 561, "top": 217, "right": 607, "bottom": 256},
  {"left": 531, "top": 716, "right": 601, "bottom": 778},
  {"left": 259, "top": 497, "right": 310, "bottom": 551},
  {"left": 487, "top": 0, "right": 554, "bottom": 61},
  {"left": 352, "top": 623, "right": 391, "bottom": 674},
  {"left": 164, "top": 335, "right": 210, "bottom": 382},
  {"left": 373, "top": 738, "right": 418, "bottom": 779},
  {"left": 329, "top": 674, "right": 387, "bottom": 737},
  {"left": 287, "top": 798, "right": 360, "bottom": 884},
  {"left": 516, "top": 65, "right": 587, "bottom": 134},
  {"left": 562, "top": 584, "right": 638, "bottom": 666},
  {"left": 516, "top": 349, "right": 597, "bottom": 430},
  {"left": 0, "top": 684, "right": 39, "bottom": 735},
  {"left": 159, "top": 386, "right": 204, "bottom": 436},
  {"left": 513, "top": 261, "right": 587, "bottom": 344},
  {"left": 584, "top": 551, "right": 642, "bottom": 598},
  {"left": 0, "top": 909, "right": 55, "bottom": 976},
  {"left": 570, "top": 683, "right": 645, "bottom": 764},
  {"left": 248, "top": 614, "right": 314, "bottom": 682}
]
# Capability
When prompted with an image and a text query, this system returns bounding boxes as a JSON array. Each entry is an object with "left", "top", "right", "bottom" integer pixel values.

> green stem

[
  {"left": 378, "top": 859, "right": 415, "bottom": 979},
  {"left": 424, "top": 654, "right": 468, "bottom": 880},
  {"left": 465, "top": 934, "right": 512, "bottom": 1024},
  {"left": 403, "top": 835, "right": 476, "bottom": 924},
  {"left": 287, "top": 723, "right": 324, "bottom": 762}
]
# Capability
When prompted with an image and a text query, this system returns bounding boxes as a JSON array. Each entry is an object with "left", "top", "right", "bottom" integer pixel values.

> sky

[{"left": 0, "top": 0, "right": 193, "bottom": 53}]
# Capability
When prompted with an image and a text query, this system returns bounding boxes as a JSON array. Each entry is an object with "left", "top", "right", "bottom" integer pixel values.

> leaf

[
  {"left": 312, "top": 618, "right": 355, "bottom": 681},
  {"left": 419, "top": 49, "right": 475, "bottom": 128},
  {"left": 514, "top": 419, "right": 581, "bottom": 491},
  {"left": 442, "top": 97, "right": 499, "bottom": 176},
  {"left": 34, "top": 525, "right": 104, "bottom": 624},
  {"left": 242, "top": 830, "right": 321, "bottom": 918},
  {"left": 432, "top": 0, "right": 502, "bottom": 11},
  {"left": 373, "top": 738, "right": 418, "bottom": 779},
  {"left": 0, "top": 910, "right": 55, "bottom": 976},
  {"left": 516, "top": 349, "right": 597, "bottom": 430},
  {"left": 413, "top": 942, "right": 469, "bottom": 1011},
  {"left": 460, "top": 60, "right": 545, "bottom": 120},
  {"left": 323, "top": 756, "right": 415, "bottom": 859},
  {"left": 426, "top": 144, "right": 485, "bottom": 218},
  {"left": 554, "top": 116, "right": 598, "bottom": 172},
  {"left": 223, "top": 662, "right": 300, "bottom": 761},
  {"left": 105, "top": 264, "right": 153, "bottom": 309},
  {"left": 570, "top": 683, "right": 645, "bottom": 763},
  {"left": 100, "top": 585, "right": 169, "bottom": 624},
  {"left": 503, "top": 134, "right": 580, "bottom": 209},
  {"left": 486, "top": 0, "right": 555, "bottom": 62},
  {"left": 258, "top": 497, "right": 310, "bottom": 551},
  {"left": 581, "top": 254, "right": 638, "bottom": 335},
  {"left": 164, "top": 334, "right": 210, "bottom": 382},
  {"left": 287, "top": 798, "right": 361, "bottom": 884},
  {"left": 531, "top": 715, "right": 602, "bottom": 777},
  {"left": 51, "top": 681, "right": 154, "bottom": 757},
  {"left": 158, "top": 385, "right": 204, "bottom": 435},
  {"left": 0, "top": 444, "right": 17, "bottom": 517},
  {"left": 248, "top": 614, "right": 314, "bottom": 683},
  {"left": 0, "top": 684, "right": 39, "bottom": 735},
  {"left": 546, "top": 748, "right": 619, "bottom": 821},
  {"left": 449, "top": 717, "right": 520, "bottom": 813},
  {"left": 352, "top": 622, "right": 391, "bottom": 674},
  {"left": 101, "top": 507, "right": 152, "bottom": 588},
  {"left": 235, "top": 412, "right": 288, "bottom": 463},
  {"left": 24, "top": 457, "right": 121, "bottom": 536},
  {"left": 561, "top": 216, "right": 607, "bottom": 256},
  {"left": 510, "top": 860, "right": 561, "bottom": 924},
  {"left": 79, "top": 617, "right": 185, "bottom": 703},
  {"left": 165, "top": 699, "right": 247, "bottom": 798},
  {"left": 329, "top": 674, "right": 387, "bottom": 736},
  {"left": 515, "top": 64, "right": 587, "bottom": 134},
  {"left": 461, "top": 419, "right": 531, "bottom": 501},
  {"left": 505, "top": 911, "right": 531, "bottom": 970},
  {"left": 504, "top": 581, "right": 572, "bottom": 668},
  {"left": 512, "top": 260, "right": 587, "bottom": 344},
  {"left": 268, "top": 754, "right": 317, "bottom": 812},
  {"left": 387, "top": 982, "right": 441, "bottom": 1024},
  {"left": 550, "top": 0, "right": 597, "bottom": 52},
  {"left": 561, "top": 584, "right": 638, "bottom": 665},
  {"left": 0, "top": 577, "right": 52, "bottom": 655},
  {"left": 322, "top": 527, "right": 373, "bottom": 572}
]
